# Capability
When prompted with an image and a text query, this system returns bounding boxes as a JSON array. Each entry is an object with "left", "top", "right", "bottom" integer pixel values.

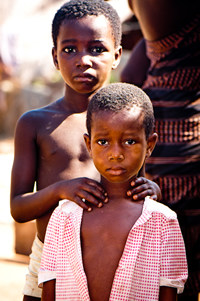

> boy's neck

[
  {"left": 101, "top": 177, "right": 136, "bottom": 202},
  {"left": 62, "top": 86, "right": 95, "bottom": 114}
]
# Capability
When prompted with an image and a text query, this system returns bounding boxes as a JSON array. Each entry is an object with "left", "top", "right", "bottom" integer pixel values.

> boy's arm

[
  {"left": 42, "top": 280, "right": 55, "bottom": 301},
  {"left": 10, "top": 113, "right": 65, "bottom": 222},
  {"left": 10, "top": 114, "right": 106, "bottom": 223},
  {"left": 159, "top": 286, "right": 177, "bottom": 301},
  {"left": 120, "top": 38, "right": 150, "bottom": 87}
]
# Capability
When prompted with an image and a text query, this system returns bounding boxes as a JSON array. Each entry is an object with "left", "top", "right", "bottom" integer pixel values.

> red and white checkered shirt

[{"left": 38, "top": 197, "right": 188, "bottom": 300}]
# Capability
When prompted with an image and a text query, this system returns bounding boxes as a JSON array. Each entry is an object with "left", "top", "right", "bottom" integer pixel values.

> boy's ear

[
  {"left": 84, "top": 133, "right": 92, "bottom": 156},
  {"left": 146, "top": 133, "right": 158, "bottom": 158},
  {"left": 52, "top": 47, "right": 59, "bottom": 70},
  {"left": 112, "top": 46, "right": 122, "bottom": 70}
]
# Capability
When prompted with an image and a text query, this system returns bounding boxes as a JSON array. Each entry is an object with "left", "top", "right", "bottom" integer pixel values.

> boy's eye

[
  {"left": 90, "top": 46, "right": 106, "bottom": 54},
  {"left": 97, "top": 139, "right": 108, "bottom": 145},
  {"left": 125, "top": 139, "right": 135, "bottom": 145},
  {"left": 64, "top": 47, "right": 76, "bottom": 53}
]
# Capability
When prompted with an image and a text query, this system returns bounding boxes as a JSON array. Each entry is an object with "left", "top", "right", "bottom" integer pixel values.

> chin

[{"left": 103, "top": 176, "right": 130, "bottom": 184}]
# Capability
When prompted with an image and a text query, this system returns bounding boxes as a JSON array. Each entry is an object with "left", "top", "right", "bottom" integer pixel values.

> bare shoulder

[
  {"left": 17, "top": 99, "right": 61, "bottom": 125},
  {"left": 15, "top": 99, "right": 65, "bottom": 136}
]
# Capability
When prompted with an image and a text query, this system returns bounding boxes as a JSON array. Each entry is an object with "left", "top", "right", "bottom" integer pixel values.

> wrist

[{"left": 53, "top": 180, "right": 69, "bottom": 200}]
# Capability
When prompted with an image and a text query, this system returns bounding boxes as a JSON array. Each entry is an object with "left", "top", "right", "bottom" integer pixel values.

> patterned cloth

[
  {"left": 143, "top": 13, "right": 200, "bottom": 209},
  {"left": 23, "top": 236, "right": 43, "bottom": 298},
  {"left": 38, "top": 197, "right": 187, "bottom": 301},
  {"left": 143, "top": 14, "right": 200, "bottom": 294}
]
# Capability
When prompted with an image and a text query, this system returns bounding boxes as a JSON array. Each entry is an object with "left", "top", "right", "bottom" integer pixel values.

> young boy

[
  {"left": 39, "top": 82, "right": 188, "bottom": 301},
  {"left": 10, "top": 1, "right": 160, "bottom": 300}
]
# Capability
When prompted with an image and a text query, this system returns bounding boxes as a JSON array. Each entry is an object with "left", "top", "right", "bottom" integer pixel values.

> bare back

[{"left": 81, "top": 198, "right": 143, "bottom": 301}]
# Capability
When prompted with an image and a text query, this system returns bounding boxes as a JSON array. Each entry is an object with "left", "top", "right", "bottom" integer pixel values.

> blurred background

[
  {"left": 0, "top": 2, "right": 67, "bottom": 299},
  {"left": 0, "top": 0, "right": 142, "bottom": 299}
]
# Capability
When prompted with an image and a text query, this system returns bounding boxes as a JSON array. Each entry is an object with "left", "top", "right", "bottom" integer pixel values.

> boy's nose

[
  {"left": 108, "top": 153, "right": 124, "bottom": 161},
  {"left": 76, "top": 53, "right": 92, "bottom": 68},
  {"left": 108, "top": 145, "right": 124, "bottom": 161}
]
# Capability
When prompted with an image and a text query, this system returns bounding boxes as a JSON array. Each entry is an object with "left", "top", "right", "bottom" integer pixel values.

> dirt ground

[{"left": 0, "top": 260, "right": 28, "bottom": 300}]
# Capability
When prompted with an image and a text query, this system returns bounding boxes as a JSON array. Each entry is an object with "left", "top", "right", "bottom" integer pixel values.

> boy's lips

[
  {"left": 106, "top": 167, "right": 126, "bottom": 176},
  {"left": 74, "top": 73, "right": 95, "bottom": 82}
]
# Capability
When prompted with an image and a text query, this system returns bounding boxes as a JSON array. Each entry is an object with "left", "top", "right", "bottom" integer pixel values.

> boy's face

[
  {"left": 84, "top": 108, "right": 157, "bottom": 184},
  {"left": 52, "top": 15, "right": 121, "bottom": 94}
]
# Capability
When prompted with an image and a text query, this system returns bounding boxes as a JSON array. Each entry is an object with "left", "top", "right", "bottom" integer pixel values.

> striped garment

[
  {"left": 143, "top": 14, "right": 200, "bottom": 293},
  {"left": 38, "top": 198, "right": 187, "bottom": 300}
]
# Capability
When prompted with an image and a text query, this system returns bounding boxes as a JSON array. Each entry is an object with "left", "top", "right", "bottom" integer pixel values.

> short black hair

[
  {"left": 86, "top": 83, "right": 155, "bottom": 139},
  {"left": 52, "top": 0, "right": 121, "bottom": 49}
]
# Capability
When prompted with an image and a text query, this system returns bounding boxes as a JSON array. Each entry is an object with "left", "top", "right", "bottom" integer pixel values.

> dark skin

[
  {"left": 42, "top": 108, "right": 176, "bottom": 300},
  {"left": 121, "top": 37, "right": 150, "bottom": 86},
  {"left": 11, "top": 14, "right": 122, "bottom": 242},
  {"left": 128, "top": 0, "right": 200, "bottom": 41},
  {"left": 10, "top": 15, "right": 160, "bottom": 301},
  {"left": 120, "top": 0, "right": 200, "bottom": 84}
]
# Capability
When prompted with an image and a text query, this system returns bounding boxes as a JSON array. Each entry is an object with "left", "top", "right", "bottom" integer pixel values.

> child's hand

[
  {"left": 58, "top": 177, "right": 108, "bottom": 211},
  {"left": 127, "top": 177, "right": 162, "bottom": 202}
]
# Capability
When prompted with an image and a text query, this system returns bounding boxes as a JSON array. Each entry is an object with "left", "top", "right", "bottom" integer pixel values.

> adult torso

[{"left": 130, "top": 0, "right": 200, "bottom": 40}]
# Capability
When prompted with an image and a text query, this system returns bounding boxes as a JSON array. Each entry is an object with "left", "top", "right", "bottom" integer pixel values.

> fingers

[
  {"left": 127, "top": 177, "right": 158, "bottom": 201},
  {"left": 80, "top": 180, "right": 108, "bottom": 206},
  {"left": 73, "top": 195, "right": 93, "bottom": 212},
  {"left": 74, "top": 193, "right": 108, "bottom": 212},
  {"left": 131, "top": 177, "right": 146, "bottom": 188},
  {"left": 130, "top": 189, "right": 157, "bottom": 201},
  {"left": 85, "top": 179, "right": 108, "bottom": 202},
  {"left": 67, "top": 178, "right": 108, "bottom": 211}
]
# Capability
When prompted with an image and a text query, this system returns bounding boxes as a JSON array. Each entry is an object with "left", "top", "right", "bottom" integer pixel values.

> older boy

[
  {"left": 10, "top": 1, "right": 160, "bottom": 300},
  {"left": 39, "top": 83, "right": 188, "bottom": 301}
]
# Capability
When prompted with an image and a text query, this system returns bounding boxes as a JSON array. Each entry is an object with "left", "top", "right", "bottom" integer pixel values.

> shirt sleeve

[
  {"left": 38, "top": 206, "right": 61, "bottom": 287},
  {"left": 160, "top": 216, "right": 188, "bottom": 294}
]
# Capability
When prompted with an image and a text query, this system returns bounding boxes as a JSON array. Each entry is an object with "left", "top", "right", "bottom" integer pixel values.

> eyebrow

[
  {"left": 61, "top": 39, "right": 77, "bottom": 44},
  {"left": 61, "top": 39, "right": 105, "bottom": 45}
]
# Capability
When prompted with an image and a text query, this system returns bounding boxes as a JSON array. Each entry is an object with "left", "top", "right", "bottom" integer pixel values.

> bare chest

[
  {"left": 81, "top": 201, "right": 143, "bottom": 301},
  {"left": 39, "top": 118, "right": 87, "bottom": 159},
  {"left": 36, "top": 114, "right": 97, "bottom": 186}
]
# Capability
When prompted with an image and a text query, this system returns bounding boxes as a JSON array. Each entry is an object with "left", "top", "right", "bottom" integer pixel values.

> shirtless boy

[
  {"left": 39, "top": 83, "right": 188, "bottom": 301},
  {"left": 10, "top": 1, "right": 160, "bottom": 300}
]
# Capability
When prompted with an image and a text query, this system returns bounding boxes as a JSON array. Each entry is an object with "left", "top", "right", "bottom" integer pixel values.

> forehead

[
  {"left": 59, "top": 15, "right": 114, "bottom": 43},
  {"left": 91, "top": 107, "right": 145, "bottom": 133}
]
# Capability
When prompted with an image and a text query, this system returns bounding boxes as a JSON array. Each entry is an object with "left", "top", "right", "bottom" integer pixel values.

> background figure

[{"left": 115, "top": 0, "right": 200, "bottom": 300}]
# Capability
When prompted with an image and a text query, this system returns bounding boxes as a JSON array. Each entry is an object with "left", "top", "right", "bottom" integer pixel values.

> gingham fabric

[{"left": 38, "top": 197, "right": 188, "bottom": 300}]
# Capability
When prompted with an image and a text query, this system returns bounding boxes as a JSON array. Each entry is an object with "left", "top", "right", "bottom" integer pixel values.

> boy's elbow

[
  {"left": 10, "top": 199, "right": 26, "bottom": 223},
  {"left": 10, "top": 208, "right": 24, "bottom": 223}
]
